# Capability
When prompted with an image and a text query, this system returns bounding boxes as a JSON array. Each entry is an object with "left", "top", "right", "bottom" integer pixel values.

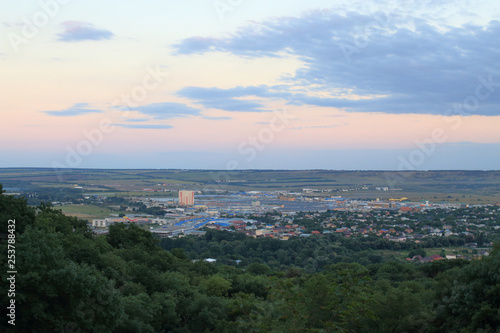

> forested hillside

[{"left": 1, "top": 184, "right": 499, "bottom": 332}]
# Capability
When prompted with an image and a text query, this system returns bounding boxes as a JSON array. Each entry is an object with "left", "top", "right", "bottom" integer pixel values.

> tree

[
  {"left": 0, "top": 184, "right": 36, "bottom": 235},
  {"left": 1, "top": 227, "right": 123, "bottom": 332},
  {"left": 107, "top": 223, "right": 158, "bottom": 250},
  {"left": 269, "top": 264, "right": 376, "bottom": 332},
  {"left": 433, "top": 244, "right": 500, "bottom": 332},
  {"left": 201, "top": 275, "right": 232, "bottom": 297},
  {"left": 370, "top": 281, "right": 433, "bottom": 333},
  {"left": 408, "top": 248, "right": 427, "bottom": 258},
  {"left": 246, "top": 263, "right": 271, "bottom": 275}
]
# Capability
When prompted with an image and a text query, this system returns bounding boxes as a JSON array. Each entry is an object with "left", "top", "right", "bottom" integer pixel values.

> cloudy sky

[{"left": 1, "top": 0, "right": 500, "bottom": 170}]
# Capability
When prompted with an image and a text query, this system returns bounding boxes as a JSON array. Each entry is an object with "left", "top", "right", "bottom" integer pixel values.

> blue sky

[{"left": 1, "top": 0, "right": 499, "bottom": 170}]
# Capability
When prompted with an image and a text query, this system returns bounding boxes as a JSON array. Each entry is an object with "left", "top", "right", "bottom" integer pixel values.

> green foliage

[
  {"left": 408, "top": 248, "right": 427, "bottom": 258},
  {"left": 7, "top": 227, "right": 123, "bottom": 332},
  {"left": 433, "top": 250, "right": 500, "bottom": 332},
  {"left": 373, "top": 261, "right": 422, "bottom": 283},
  {"left": 107, "top": 223, "right": 158, "bottom": 250},
  {"left": 200, "top": 275, "right": 232, "bottom": 297},
  {"left": 1, "top": 183, "right": 499, "bottom": 332},
  {"left": 246, "top": 262, "right": 272, "bottom": 275},
  {"left": 420, "top": 258, "right": 470, "bottom": 278},
  {"left": 370, "top": 281, "right": 434, "bottom": 332},
  {"left": 0, "top": 184, "right": 36, "bottom": 235},
  {"left": 266, "top": 264, "right": 377, "bottom": 332}
]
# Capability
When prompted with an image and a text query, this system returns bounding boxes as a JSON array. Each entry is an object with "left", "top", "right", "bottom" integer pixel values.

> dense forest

[{"left": 1, "top": 184, "right": 500, "bottom": 332}]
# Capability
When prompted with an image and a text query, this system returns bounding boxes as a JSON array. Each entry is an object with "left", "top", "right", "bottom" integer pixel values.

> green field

[
  {"left": 53, "top": 204, "right": 127, "bottom": 219},
  {"left": 375, "top": 246, "right": 483, "bottom": 261},
  {"left": 1, "top": 168, "right": 499, "bottom": 204}
]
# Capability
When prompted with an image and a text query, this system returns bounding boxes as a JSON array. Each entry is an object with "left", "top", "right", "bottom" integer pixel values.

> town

[{"left": 73, "top": 189, "right": 499, "bottom": 259}]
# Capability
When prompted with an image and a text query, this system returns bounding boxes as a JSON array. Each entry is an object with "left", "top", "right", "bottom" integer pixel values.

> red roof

[{"left": 430, "top": 255, "right": 444, "bottom": 260}]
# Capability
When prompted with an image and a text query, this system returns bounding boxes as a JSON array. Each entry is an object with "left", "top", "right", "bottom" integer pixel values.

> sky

[{"left": 1, "top": 0, "right": 500, "bottom": 170}]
